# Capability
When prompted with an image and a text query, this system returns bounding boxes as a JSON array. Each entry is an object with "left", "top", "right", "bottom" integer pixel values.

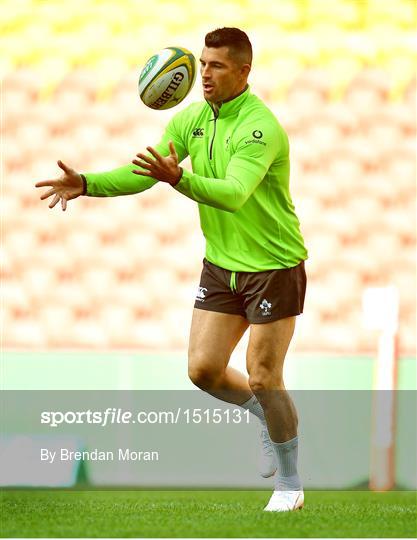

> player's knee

[
  {"left": 188, "top": 362, "right": 221, "bottom": 390},
  {"left": 248, "top": 368, "right": 284, "bottom": 394},
  {"left": 248, "top": 376, "right": 268, "bottom": 394}
]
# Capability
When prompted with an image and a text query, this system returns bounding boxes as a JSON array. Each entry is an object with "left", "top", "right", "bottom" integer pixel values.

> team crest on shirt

[
  {"left": 196, "top": 287, "right": 208, "bottom": 302},
  {"left": 259, "top": 298, "right": 272, "bottom": 316}
]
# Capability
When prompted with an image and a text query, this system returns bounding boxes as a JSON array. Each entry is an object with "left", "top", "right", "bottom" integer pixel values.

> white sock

[
  {"left": 272, "top": 436, "right": 302, "bottom": 491},
  {"left": 241, "top": 395, "right": 267, "bottom": 425}
]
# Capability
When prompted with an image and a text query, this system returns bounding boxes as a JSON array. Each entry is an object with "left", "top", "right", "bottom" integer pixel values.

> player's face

[{"left": 200, "top": 46, "right": 249, "bottom": 105}]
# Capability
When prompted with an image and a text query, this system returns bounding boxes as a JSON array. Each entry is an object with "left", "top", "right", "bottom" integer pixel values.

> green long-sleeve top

[{"left": 85, "top": 87, "right": 308, "bottom": 271}]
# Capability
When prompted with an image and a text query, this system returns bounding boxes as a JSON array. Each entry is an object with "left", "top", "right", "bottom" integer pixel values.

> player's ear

[{"left": 240, "top": 63, "right": 251, "bottom": 79}]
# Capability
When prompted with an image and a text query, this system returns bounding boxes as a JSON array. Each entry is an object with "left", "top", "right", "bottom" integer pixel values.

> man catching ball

[{"left": 36, "top": 27, "right": 308, "bottom": 512}]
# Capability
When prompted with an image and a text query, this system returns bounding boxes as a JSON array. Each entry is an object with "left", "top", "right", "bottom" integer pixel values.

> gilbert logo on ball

[{"left": 139, "top": 47, "right": 196, "bottom": 110}]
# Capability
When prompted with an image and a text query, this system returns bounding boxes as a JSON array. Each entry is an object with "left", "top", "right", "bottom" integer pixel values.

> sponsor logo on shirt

[
  {"left": 245, "top": 129, "right": 266, "bottom": 146},
  {"left": 192, "top": 128, "right": 205, "bottom": 137}
]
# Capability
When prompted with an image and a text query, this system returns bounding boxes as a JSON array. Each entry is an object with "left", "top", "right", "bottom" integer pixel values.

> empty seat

[
  {"left": 21, "top": 267, "right": 57, "bottom": 305},
  {"left": 2, "top": 279, "right": 31, "bottom": 313},
  {"left": 4, "top": 231, "right": 38, "bottom": 267},
  {"left": 5, "top": 318, "right": 47, "bottom": 348},
  {"left": 129, "top": 319, "right": 171, "bottom": 349},
  {"left": 65, "top": 232, "right": 100, "bottom": 263},
  {"left": 324, "top": 151, "right": 363, "bottom": 186},
  {"left": 399, "top": 322, "right": 416, "bottom": 354},
  {"left": 305, "top": 122, "right": 343, "bottom": 159},
  {"left": 363, "top": 233, "right": 405, "bottom": 281},
  {"left": 39, "top": 306, "right": 77, "bottom": 347},
  {"left": 384, "top": 207, "right": 416, "bottom": 245},
  {"left": 2, "top": 69, "right": 41, "bottom": 100},
  {"left": 54, "top": 67, "right": 97, "bottom": 96},
  {"left": 344, "top": 197, "right": 384, "bottom": 233},
  {"left": 70, "top": 318, "right": 109, "bottom": 348},
  {"left": 80, "top": 268, "right": 118, "bottom": 303},
  {"left": 14, "top": 123, "right": 50, "bottom": 157}
]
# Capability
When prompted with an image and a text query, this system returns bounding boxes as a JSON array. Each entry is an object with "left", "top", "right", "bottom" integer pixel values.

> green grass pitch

[{"left": 1, "top": 490, "right": 416, "bottom": 537}]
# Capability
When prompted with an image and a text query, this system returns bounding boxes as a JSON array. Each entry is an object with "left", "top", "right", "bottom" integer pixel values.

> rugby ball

[{"left": 138, "top": 47, "right": 196, "bottom": 110}]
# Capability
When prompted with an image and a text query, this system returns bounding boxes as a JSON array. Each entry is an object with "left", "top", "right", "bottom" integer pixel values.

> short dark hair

[{"left": 205, "top": 27, "right": 252, "bottom": 66}]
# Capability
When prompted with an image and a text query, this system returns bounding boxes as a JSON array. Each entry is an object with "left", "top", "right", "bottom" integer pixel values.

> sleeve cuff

[
  {"left": 173, "top": 167, "right": 191, "bottom": 189},
  {"left": 171, "top": 167, "right": 184, "bottom": 187},
  {"left": 80, "top": 174, "right": 87, "bottom": 195}
]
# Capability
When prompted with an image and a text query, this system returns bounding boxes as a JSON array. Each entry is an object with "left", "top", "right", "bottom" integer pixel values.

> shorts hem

[
  {"left": 248, "top": 310, "right": 304, "bottom": 324},
  {"left": 193, "top": 303, "right": 246, "bottom": 318}
]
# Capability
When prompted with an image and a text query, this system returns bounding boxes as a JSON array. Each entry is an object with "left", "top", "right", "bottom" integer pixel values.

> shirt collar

[{"left": 207, "top": 85, "right": 250, "bottom": 119}]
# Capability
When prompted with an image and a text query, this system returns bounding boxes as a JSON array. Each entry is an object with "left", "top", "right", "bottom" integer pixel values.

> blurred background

[
  {"left": 1, "top": 0, "right": 416, "bottom": 372},
  {"left": 1, "top": 0, "right": 416, "bottom": 491}
]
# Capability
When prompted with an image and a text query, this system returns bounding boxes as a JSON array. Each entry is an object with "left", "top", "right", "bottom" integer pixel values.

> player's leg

[
  {"left": 188, "top": 308, "right": 277, "bottom": 477},
  {"left": 187, "top": 308, "right": 251, "bottom": 404},
  {"left": 247, "top": 316, "right": 298, "bottom": 442},
  {"left": 246, "top": 316, "right": 303, "bottom": 511},
  {"left": 189, "top": 258, "right": 279, "bottom": 477}
]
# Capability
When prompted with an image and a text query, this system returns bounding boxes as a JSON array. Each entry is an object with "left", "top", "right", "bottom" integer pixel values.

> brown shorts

[{"left": 194, "top": 259, "right": 307, "bottom": 324}]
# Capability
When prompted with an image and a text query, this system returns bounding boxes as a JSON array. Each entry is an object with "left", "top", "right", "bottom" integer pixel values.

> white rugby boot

[
  {"left": 264, "top": 489, "right": 304, "bottom": 512},
  {"left": 259, "top": 424, "right": 277, "bottom": 478}
]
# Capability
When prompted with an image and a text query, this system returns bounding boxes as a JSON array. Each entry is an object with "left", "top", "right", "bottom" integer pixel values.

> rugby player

[{"left": 36, "top": 27, "right": 308, "bottom": 512}]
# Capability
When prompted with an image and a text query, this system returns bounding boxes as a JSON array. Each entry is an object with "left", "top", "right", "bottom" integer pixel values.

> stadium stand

[{"left": 2, "top": 0, "right": 416, "bottom": 354}]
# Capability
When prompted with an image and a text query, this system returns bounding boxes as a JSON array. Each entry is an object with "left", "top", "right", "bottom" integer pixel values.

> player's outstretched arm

[{"left": 35, "top": 160, "right": 85, "bottom": 211}]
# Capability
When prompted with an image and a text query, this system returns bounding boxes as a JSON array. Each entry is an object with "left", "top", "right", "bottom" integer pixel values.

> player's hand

[
  {"left": 132, "top": 141, "right": 182, "bottom": 186},
  {"left": 35, "top": 160, "right": 85, "bottom": 211}
]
